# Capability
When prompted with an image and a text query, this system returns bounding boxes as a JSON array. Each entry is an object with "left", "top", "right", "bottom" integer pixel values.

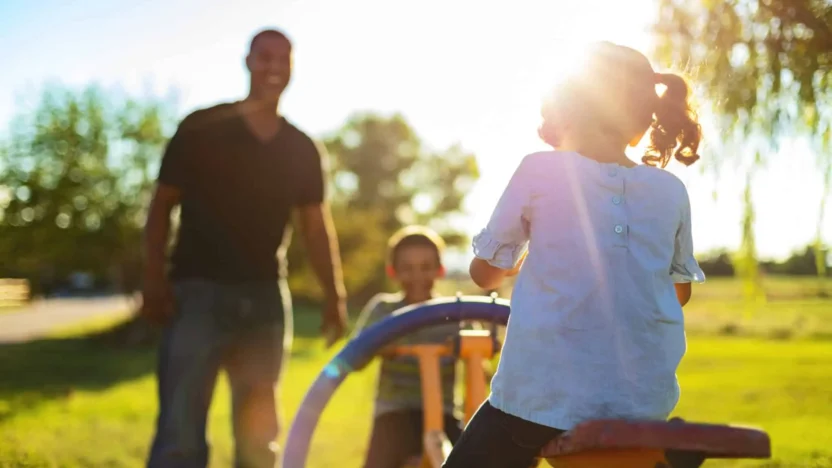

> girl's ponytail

[{"left": 643, "top": 73, "right": 701, "bottom": 168}]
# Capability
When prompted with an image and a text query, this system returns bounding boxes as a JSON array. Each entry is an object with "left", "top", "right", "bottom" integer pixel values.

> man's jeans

[{"left": 147, "top": 279, "right": 292, "bottom": 468}]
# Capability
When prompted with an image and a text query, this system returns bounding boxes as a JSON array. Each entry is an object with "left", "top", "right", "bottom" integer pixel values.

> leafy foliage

[
  {"left": 0, "top": 90, "right": 479, "bottom": 304},
  {"left": 653, "top": 0, "right": 832, "bottom": 286},
  {"left": 287, "top": 112, "right": 479, "bottom": 302},
  {"left": 654, "top": 0, "right": 832, "bottom": 140},
  {"left": 0, "top": 86, "right": 174, "bottom": 294}
]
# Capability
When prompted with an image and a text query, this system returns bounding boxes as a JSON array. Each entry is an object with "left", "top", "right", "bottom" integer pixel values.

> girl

[{"left": 442, "top": 42, "right": 706, "bottom": 468}]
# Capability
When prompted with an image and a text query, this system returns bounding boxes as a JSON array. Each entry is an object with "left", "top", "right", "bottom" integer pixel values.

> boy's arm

[
  {"left": 350, "top": 294, "right": 392, "bottom": 370},
  {"left": 352, "top": 294, "right": 385, "bottom": 338}
]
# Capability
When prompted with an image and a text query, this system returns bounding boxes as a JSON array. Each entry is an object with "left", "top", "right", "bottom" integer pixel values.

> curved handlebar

[{"left": 282, "top": 295, "right": 511, "bottom": 468}]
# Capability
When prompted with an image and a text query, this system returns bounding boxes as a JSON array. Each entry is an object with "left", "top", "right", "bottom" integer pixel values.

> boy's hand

[{"left": 321, "top": 294, "right": 347, "bottom": 348}]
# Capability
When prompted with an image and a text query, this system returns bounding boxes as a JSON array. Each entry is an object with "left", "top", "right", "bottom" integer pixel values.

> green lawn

[
  {"left": 0, "top": 306, "right": 23, "bottom": 315},
  {"left": 0, "top": 277, "right": 830, "bottom": 467}
]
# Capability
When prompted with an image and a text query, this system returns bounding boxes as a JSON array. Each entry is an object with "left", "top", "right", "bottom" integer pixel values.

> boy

[{"left": 353, "top": 226, "right": 463, "bottom": 468}]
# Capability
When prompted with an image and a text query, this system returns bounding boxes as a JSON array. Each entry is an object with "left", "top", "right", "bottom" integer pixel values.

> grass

[
  {"left": 0, "top": 305, "right": 23, "bottom": 315},
  {"left": 674, "top": 338, "right": 832, "bottom": 467},
  {"left": 0, "top": 276, "right": 830, "bottom": 467}
]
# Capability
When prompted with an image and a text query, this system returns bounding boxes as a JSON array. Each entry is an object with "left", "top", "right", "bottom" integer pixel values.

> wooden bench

[
  {"left": 541, "top": 419, "right": 771, "bottom": 467},
  {"left": 0, "top": 279, "right": 30, "bottom": 307}
]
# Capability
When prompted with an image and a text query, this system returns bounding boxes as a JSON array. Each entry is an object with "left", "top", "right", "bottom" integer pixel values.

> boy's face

[{"left": 390, "top": 245, "right": 443, "bottom": 298}]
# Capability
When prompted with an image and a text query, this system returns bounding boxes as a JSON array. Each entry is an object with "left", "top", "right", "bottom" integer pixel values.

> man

[{"left": 143, "top": 28, "right": 347, "bottom": 468}]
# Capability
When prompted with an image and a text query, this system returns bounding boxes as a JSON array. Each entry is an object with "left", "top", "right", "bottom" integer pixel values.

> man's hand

[
  {"left": 321, "top": 294, "right": 347, "bottom": 348},
  {"left": 141, "top": 270, "right": 174, "bottom": 326}
]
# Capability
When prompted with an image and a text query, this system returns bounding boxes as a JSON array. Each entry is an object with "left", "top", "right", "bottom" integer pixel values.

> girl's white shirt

[{"left": 474, "top": 150, "right": 705, "bottom": 430}]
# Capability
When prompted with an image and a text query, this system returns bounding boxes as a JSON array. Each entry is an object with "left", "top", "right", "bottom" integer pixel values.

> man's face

[{"left": 246, "top": 35, "right": 292, "bottom": 100}]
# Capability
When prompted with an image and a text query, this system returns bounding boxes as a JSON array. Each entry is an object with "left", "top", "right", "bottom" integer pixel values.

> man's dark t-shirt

[{"left": 157, "top": 103, "right": 325, "bottom": 283}]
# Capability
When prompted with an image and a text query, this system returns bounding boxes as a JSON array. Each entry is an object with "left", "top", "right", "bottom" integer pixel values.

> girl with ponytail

[
  {"left": 646, "top": 72, "right": 702, "bottom": 168},
  {"left": 443, "top": 43, "right": 707, "bottom": 468}
]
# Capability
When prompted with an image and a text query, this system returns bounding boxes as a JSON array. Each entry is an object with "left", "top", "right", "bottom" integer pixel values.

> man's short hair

[
  {"left": 387, "top": 225, "right": 446, "bottom": 268},
  {"left": 250, "top": 28, "right": 292, "bottom": 52}
]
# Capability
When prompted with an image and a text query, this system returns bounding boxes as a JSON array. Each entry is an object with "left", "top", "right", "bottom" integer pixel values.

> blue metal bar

[{"left": 282, "top": 295, "right": 510, "bottom": 468}]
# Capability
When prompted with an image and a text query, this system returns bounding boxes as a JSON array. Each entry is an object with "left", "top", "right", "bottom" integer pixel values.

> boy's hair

[
  {"left": 387, "top": 225, "right": 446, "bottom": 268},
  {"left": 538, "top": 41, "right": 701, "bottom": 169}
]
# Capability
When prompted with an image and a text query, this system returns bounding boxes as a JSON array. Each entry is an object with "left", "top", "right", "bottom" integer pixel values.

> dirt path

[{"left": 0, "top": 296, "right": 133, "bottom": 343}]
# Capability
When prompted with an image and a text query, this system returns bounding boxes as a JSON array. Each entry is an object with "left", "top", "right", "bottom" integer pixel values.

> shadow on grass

[
  {"left": 289, "top": 302, "right": 336, "bottom": 339},
  {"left": 0, "top": 329, "right": 155, "bottom": 422},
  {"left": 0, "top": 306, "right": 329, "bottom": 422}
]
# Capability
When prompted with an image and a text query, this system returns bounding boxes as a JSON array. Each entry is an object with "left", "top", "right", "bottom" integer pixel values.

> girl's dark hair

[
  {"left": 643, "top": 73, "right": 701, "bottom": 168},
  {"left": 538, "top": 43, "right": 702, "bottom": 169}
]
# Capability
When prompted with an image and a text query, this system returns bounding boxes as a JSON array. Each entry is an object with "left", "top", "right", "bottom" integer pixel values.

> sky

[{"left": 1, "top": 0, "right": 830, "bottom": 265}]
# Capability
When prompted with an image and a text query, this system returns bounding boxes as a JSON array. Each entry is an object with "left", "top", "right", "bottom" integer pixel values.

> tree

[
  {"left": 0, "top": 85, "right": 175, "bottom": 296},
  {"left": 762, "top": 243, "right": 831, "bottom": 278},
  {"left": 698, "top": 249, "right": 737, "bottom": 277},
  {"left": 286, "top": 112, "right": 480, "bottom": 304},
  {"left": 653, "top": 0, "right": 832, "bottom": 294}
]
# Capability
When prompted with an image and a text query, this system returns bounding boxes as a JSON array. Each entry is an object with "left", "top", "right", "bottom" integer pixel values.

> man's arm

[
  {"left": 141, "top": 110, "right": 194, "bottom": 324},
  {"left": 144, "top": 185, "right": 180, "bottom": 273},
  {"left": 297, "top": 202, "right": 347, "bottom": 345},
  {"left": 141, "top": 183, "right": 180, "bottom": 324},
  {"left": 298, "top": 202, "right": 346, "bottom": 300}
]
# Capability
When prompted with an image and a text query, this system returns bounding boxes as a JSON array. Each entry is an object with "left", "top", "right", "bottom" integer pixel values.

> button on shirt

[{"left": 472, "top": 151, "right": 705, "bottom": 431}]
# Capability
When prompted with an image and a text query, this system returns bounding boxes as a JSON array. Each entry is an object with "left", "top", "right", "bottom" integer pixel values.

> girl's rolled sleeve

[
  {"left": 670, "top": 191, "right": 706, "bottom": 283},
  {"left": 472, "top": 155, "right": 535, "bottom": 270}
]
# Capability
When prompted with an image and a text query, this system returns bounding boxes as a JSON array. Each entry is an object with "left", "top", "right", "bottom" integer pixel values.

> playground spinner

[{"left": 283, "top": 295, "right": 771, "bottom": 468}]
